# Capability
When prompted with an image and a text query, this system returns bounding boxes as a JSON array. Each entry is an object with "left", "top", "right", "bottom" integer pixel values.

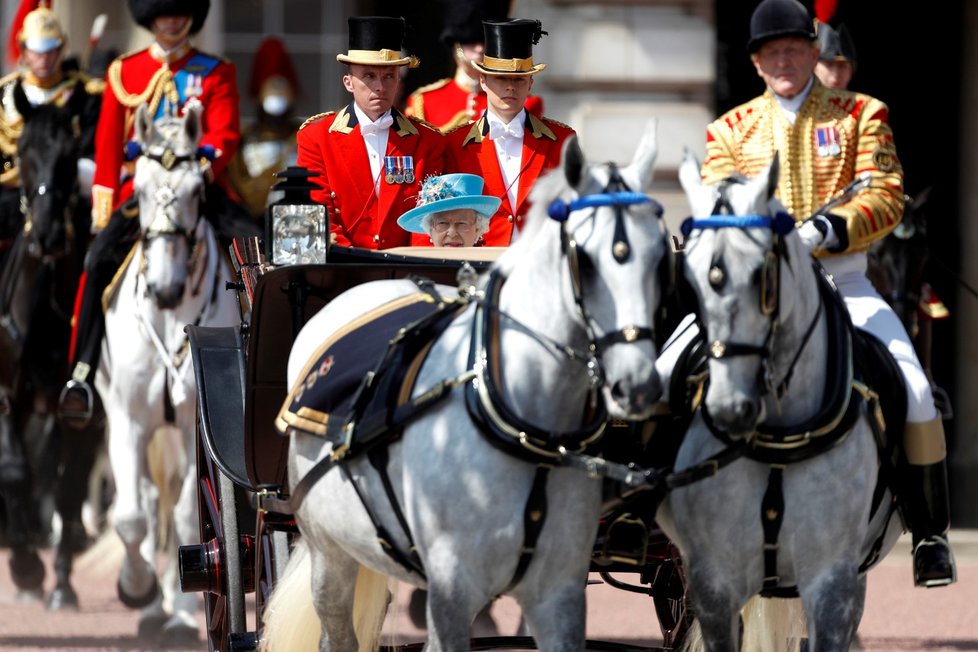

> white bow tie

[
  {"left": 361, "top": 114, "right": 394, "bottom": 136},
  {"left": 490, "top": 123, "right": 523, "bottom": 141}
]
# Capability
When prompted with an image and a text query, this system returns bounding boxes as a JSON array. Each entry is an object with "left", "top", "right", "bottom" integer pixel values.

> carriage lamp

[{"left": 265, "top": 166, "right": 328, "bottom": 266}]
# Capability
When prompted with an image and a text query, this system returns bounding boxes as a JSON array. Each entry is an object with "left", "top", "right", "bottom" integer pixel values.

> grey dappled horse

[
  {"left": 657, "top": 152, "right": 902, "bottom": 652},
  {"left": 262, "top": 123, "right": 671, "bottom": 651}
]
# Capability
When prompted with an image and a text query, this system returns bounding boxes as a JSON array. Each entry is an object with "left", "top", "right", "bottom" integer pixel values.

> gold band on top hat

[
  {"left": 337, "top": 49, "right": 420, "bottom": 68},
  {"left": 481, "top": 55, "right": 541, "bottom": 73}
]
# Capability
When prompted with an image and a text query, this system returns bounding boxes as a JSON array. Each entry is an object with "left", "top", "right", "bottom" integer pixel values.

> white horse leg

[
  {"left": 517, "top": 580, "right": 587, "bottom": 652},
  {"left": 308, "top": 536, "right": 363, "bottom": 651},
  {"left": 684, "top": 564, "right": 742, "bottom": 652},
  {"left": 161, "top": 462, "right": 200, "bottom": 644},
  {"left": 106, "top": 411, "right": 159, "bottom": 610},
  {"left": 424, "top": 576, "right": 483, "bottom": 652},
  {"left": 798, "top": 565, "right": 864, "bottom": 652}
]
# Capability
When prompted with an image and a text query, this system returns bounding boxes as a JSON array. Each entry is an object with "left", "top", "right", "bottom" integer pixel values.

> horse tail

[
  {"left": 741, "top": 595, "right": 807, "bottom": 652},
  {"left": 261, "top": 538, "right": 320, "bottom": 651},
  {"left": 147, "top": 425, "right": 186, "bottom": 544},
  {"left": 352, "top": 564, "right": 389, "bottom": 651},
  {"left": 676, "top": 618, "right": 703, "bottom": 652},
  {"left": 260, "top": 538, "right": 390, "bottom": 652}
]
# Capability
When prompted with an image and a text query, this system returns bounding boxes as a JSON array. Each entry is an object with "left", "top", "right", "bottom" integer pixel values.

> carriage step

[{"left": 229, "top": 632, "right": 259, "bottom": 652}]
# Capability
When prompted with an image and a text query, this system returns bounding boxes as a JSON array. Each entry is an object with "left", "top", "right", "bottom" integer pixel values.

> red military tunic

[
  {"left": 296, "top": 104, "right": 445, "bottom": 249},
  {"left": 440, "top": 112, "right": 575, "bottom": 246},
  {"left": 405, "top": 74, "right": 543, "bottom": 133},
  {"left": 92, "top": 43, "right": 240, "bottom": 229}
]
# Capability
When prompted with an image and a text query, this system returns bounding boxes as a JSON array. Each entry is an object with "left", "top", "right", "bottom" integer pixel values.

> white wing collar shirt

[
  {"left": 354, "top": 103, "right": 393, "bottom": 197},
  {"left": 487, "top": 108, "right": 525, "bottom": 211}
]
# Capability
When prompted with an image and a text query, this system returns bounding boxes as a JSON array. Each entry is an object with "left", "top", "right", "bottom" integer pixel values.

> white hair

[{"left": 420, "top": 208, "right": 491, "bottom": 242}]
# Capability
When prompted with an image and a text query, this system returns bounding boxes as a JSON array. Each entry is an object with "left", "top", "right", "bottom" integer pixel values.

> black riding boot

[
  {"left": 58, "top": 205, "right": 138, "bottom": 429},
  {"left": 57, "top": 271, "right": 106, "bottom": 429},
  {"left": 905, "top": 458, "right": 956, "bottom": 587}
]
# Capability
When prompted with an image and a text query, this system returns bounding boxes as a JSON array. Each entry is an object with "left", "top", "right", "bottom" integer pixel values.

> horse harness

[
  {"left": 270, "top": 172, "right": 668, "bottom": 592},
  {"left": 671, "top": 208, "right": 900, "bottom": 596},
  {"left": 133, "top": 149, "right": 220, "bottom": 423}
]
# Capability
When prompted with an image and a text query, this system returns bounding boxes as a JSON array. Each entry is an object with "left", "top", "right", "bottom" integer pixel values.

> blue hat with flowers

[{"left": 397, "top": 173, "right": 501, "bottom": 234}]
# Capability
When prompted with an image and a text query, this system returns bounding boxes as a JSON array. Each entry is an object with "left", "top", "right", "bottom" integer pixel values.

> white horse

[
  {"left": 261, "top": 124, "right": 670, "bottom": 650},
  {"left": 657, "top": 152, "right": 902, "bottom": 652},
  {"left": 95, "top": 103, "right": 240, "bottom": 643}
]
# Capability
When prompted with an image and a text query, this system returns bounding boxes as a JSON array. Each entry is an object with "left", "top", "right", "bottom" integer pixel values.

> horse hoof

[
  {"left": 9, "top": 551, "right": 45, "bottom": 590},
  {"left": 117, "top": 576, "right": 159, "bottom": 609},
  {"left": 14, "top": 587, "right": 45, "bottom": 604},
  {"left": 137, "top": 612, "right": 168, "bottom": 640},
  {"left": 159, "top": 620, "right": 199, "bottom": 648},
  {"left": 47, "top": 586, "right": 80, "bottom": 611}
]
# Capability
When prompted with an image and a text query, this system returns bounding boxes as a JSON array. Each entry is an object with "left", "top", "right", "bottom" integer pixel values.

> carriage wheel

[
  {"left": 188, "top": 423, "right": 250, "bottom": 652},
  {"left": 253, "top": 506, "right": 295, "bottom": 644}
]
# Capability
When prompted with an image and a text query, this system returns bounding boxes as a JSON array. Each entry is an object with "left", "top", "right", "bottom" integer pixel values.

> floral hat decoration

[{"left": 397, "top": 173, "right": 501, "bottom": 234}]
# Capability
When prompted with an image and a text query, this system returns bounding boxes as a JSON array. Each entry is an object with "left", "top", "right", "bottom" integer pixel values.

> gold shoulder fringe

[{"left": 299, "top": 111, "right": 335, "bottom": 131}]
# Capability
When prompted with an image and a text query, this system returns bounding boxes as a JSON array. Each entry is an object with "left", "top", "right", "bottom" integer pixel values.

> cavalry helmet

[
  {"left": 747, "top": 0, "right": 816, "bottom": 53},
  {"left": 18, "top": 7, "right": 66, "bottom": 54},
  {"left": 128, "top": 0, "right": 210, "bottom": 35}
]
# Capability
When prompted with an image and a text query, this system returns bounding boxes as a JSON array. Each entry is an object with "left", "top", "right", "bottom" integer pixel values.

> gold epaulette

[
  {"left": 0, "top": 71, "right": 20, "bottom": 88},
  {"left": 410, "top": 116, "right": 441, "bottom": 133},
  {"left": 300, "top": 111, "right": 334, "bottom": 131},
  {"left": 84, "top": 77, "right": 106, "bottom": 95},
  {"left": 542, "top": 116, "right": 573, "bottom": 131},
  {"left": 444, "top": 121, "right": 471, "bottom": 136},
  {"left": 410, "top": 78, "right": 451, "bottom": 96}
]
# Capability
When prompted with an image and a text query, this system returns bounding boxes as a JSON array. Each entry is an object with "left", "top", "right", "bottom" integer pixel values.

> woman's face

[{"left": 430, "top": 209, "right": 479, "bottom": 247}]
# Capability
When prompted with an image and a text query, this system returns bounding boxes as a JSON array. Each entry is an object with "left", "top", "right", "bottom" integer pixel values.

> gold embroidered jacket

[{"left": 702, "top": 80, "right": 904, "bottom": 253}]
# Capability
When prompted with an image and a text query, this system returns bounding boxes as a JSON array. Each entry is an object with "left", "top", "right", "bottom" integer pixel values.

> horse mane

[{"left": 493, "top": 164, "right": 571, "bottom": 277}]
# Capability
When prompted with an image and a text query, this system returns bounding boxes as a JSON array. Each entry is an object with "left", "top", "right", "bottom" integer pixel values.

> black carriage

[{"left": 178, "top": 234, "right": 692, "bottom": 651}]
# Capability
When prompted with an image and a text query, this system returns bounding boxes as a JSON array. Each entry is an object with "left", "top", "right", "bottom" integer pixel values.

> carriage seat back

[{"left": 276, "top": 291, "right": 465, "bottom": 458}]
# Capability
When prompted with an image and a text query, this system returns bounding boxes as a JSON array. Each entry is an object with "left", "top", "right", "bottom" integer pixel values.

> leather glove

[{"left": 797, "top": 214, "right": 840, "bottom": 253}]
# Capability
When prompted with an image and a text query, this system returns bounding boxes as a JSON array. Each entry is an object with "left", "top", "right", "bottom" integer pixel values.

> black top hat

[
  {"left": 747, "top": 0, "right": 816, "bottom": 53},
  {"left": 817, "top": 22, "right": 857, "bottom": 64},
  {"left": 472, "top": 19, "right": 547, "bottom": 75},
  {"left": 337, "top": 16, "right": 419, "bottom": 68},
  {"left": 439, "top": 0, "right": 512, "bottom": 46},
  {"left": 128, "top": 0, "right": 209, "bottom": 35}
]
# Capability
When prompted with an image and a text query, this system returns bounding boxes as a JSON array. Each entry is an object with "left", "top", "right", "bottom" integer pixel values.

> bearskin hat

[{"left": 127, "top": 0, "right": 210, "bottom": 35}]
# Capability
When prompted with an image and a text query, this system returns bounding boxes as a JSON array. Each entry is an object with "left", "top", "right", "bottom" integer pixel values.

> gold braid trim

[{"left": 107, "top": 59, "right": 178, "bottom": 117}]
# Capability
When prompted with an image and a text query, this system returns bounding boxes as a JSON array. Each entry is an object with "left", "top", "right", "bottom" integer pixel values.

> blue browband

[
  {"left": 548, "top": 191, "right": 662, "bottom": 222},
  {"left": 680, "top": 211, "right": 795, "bottom": 237}
]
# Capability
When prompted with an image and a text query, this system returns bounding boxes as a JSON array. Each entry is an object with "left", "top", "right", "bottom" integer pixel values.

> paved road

[{"left": 0, "top": 531, "right": 975, "bottom": 650}]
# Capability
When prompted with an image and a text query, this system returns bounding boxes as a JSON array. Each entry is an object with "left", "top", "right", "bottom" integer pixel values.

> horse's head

[
  {"left": 867, "top": 189, "right": 930, "bottom": 337},
  {"left": 678, "top": 151, "right": 816, "bottom": 436},
  {"left": 14, "top": 82, "right": 88, "bottom": 260},
  {"left": 521, "top": 120, "right": 670, "bottom": 420},
  {"left": 132, "top": 103, "right": 207, "bottom": 309}
]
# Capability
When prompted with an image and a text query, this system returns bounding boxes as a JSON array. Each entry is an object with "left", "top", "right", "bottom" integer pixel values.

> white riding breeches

[
  {"left": 656, "top": 252, "right": 938, "bottom": 424},
  {"left": 820, "top": 253, "right": 937, "bottom": 424}
]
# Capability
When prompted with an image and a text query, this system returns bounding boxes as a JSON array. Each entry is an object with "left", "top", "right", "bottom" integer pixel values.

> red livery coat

[
  {"left": 440, "top": 112, "right": 575, "bottom": 246},
  {"left": 296, "top": 104, "right": 445, "bottom": 249}
]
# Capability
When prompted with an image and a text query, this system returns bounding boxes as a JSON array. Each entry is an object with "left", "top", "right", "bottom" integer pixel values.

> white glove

[
  {"left": 76, "top": 158, "right": 95, "bottom": 200},
  {"left": 797, "top": 215, "right": 839, "bottom": 253}
]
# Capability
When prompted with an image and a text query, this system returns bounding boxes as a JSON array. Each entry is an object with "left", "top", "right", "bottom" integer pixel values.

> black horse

[
  {"left": 867, "top": 189, "right": 952, "bottom": 418},
  {"left": 0, "top": 80, "right": 104, "bottom": 609}
]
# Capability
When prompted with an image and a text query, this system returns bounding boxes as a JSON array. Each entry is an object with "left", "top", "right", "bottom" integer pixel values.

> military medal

[
  {"left": 384, "top": 157, "right": 396, "bottom": 184},
  {"left": 816, "top": 126, "right": 841, "bottom": 157},
  {"left": 403, "top": 156, "right": 415, "bottom": 184},
  {"left": 392, "top": 156, "right": 404, "bottom": 183}
]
